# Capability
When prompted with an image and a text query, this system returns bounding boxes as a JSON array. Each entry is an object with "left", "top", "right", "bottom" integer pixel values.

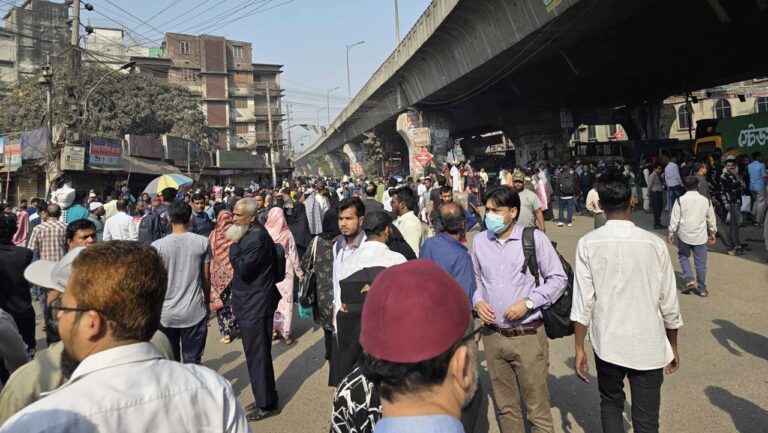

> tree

[
  {"left": 0, "top": 61, "right": 216, "bottom": 150},
  {"left": 361, "top": 130, "right": 384, "bottom": 177}
]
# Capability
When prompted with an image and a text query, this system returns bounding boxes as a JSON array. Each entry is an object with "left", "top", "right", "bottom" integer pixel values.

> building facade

[
  {"left": 83, "top": 26, "right": 156, "bottom": 70},
  {"left": 0, "top": 0, "right": 69, "bottom": 94}
]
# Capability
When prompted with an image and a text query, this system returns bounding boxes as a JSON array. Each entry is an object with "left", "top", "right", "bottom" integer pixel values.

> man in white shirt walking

[
  {"left": 102, "top": 199, "right": 138, "bottom": 241},
  {"left": 391, "top": 187, "right": 424, "bottom": 257},
  {"left": 572, "top": 177, "right": 682, "bottom": 433},
  {"left": 0, "top": 241, "right": 249, "bottom": 433},
  {"left": 668, "top": 176, "right": 716, "bottom": 297}
]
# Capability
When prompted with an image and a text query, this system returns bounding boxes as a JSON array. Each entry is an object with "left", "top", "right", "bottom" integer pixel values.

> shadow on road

[
  {"left": 276, "top": 338, "right": 325, "bottom": 408},
  {"left": 548, "top": 357, "right": 605, "bottom": 433},
  {"left": 204, "top": 350, "right": 240, "bottom": 372},
  {"left": 705, "top": 386, "right": 768, "bottom": 432},
  {"left": 710, "top": 319, "right": 768, "bottom": 361}
]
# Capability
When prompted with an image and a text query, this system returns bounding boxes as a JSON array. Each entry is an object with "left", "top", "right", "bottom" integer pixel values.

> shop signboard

[
  {"left": 125, "top": 134, "right": 163, "bottom": 159},
  {"left": 163, "top": 135, "right": 192, "bottom": 163},
  {"left": 412, "top": 127, "right": 431, "bottom": 148},
  {"left": 217, "top": 150, "right": 265, "bottom": 169},
  {"left": 3, "top": 138, "right": 22, "bottom": 171},
  {"left": 89, "top": 138, "right": 122, "bottom": 169},
  {"left": 61, "top": 146, "right": 85, "bottom": 171}
]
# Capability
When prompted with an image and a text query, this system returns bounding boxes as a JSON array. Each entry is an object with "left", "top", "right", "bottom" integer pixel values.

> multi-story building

[
  {"left": 155, "top": 32, "right": 284, "bottom": 154},
  {"left": 83, "top": 25, "right": 160, "bottom": 70},
  {"left": 0, "top": 0, "right": 69, "bottom": 94}
]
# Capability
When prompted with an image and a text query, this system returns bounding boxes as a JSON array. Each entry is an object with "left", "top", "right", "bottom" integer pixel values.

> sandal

[
  {"left": 696, "top": 289, "right": 709, "bottom": 298},
  {"left": 272, "top": 330, "right": 279, "bottom": 341},
  {"left": 283, "top": 338, "right": 293, "bottom": 345},
  {"left": 220, "top": 335, "right": 231, "bottom": 344}
]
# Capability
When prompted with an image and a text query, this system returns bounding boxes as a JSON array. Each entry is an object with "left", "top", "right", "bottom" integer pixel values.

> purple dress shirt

[{"left": 471, "top": 224, "right": 567, "bottom": 328}]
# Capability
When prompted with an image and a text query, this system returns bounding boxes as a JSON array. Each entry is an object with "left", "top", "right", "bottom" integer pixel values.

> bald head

[
  {"left": 439, "top": 202, "right": 465, "bottom": 235},
  {"left": 46, "top": 203, "right": 62, "bottom": 219}
]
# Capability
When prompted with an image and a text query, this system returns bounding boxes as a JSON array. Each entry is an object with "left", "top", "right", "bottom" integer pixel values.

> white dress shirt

[
  {"left": 0, "top": 342, "right": 249, "bottom": 433},
  {"left": 571, "top": 220, "right": 683, "bottom": 370},
  {"left": 669, "top": 191, "right": 716, "bottom": 245},
  {"left": 332, "top": 232, "right": 367, "bottom": 321},
  {"left": 394, "top": 211, "right": 424, "bottom": 257},
  {"left": 339, "top": 240, "right": 406, "bottom": 281},
  {"left": 102, "top": 211, "right": 138, "bottom": 241}
]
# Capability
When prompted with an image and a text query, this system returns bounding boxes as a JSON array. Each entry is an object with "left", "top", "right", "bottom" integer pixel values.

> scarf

[
  {"left": 265, "top": 207, "right": 293, "bottom": 248},
  {"left": 12, "top": 210, "right": 29, "bottom": 247},
  {"left": 208, "top": 210, "right": 234, "bottom": 311}
]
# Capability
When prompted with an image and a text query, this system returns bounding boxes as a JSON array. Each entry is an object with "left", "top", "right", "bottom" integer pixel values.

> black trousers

[
  {"left": 650, "top": 191, "right": 663, "bottom": 226},
  {"left": 158, "top": 316, "right": 208, "bottom": 364},
  {"left": 595, "top": 354, "right": 664, "bottom": 433},
  {"left": 240, "top": 316, "right": 278, "bottom": 409}
]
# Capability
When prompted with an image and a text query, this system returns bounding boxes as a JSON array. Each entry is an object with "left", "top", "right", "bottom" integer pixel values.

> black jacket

[
  {"left": 229, "top": 223, "right": 281, "bottom": 323},
  {"left": 386, "top": 224, "right": 416, "bottom": 260},
  {"left": 188, "top": 211, "right": 214, "bottom": 237}
]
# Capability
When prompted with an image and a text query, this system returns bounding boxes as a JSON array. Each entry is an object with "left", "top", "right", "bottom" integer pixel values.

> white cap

[
  {"left": 24, "top": 247, "right": 86, "bottom": 293},
  {"left": 88, "top": 202, "right": 103, "bottom": 211}
]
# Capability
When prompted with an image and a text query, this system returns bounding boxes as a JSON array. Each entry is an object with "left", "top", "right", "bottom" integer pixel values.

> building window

[
  {"left": 757, "top": 97, "right": 768, "bottom": 113},
  {"left": 715, "top": 99, "right": 731, "bottom": 119},
  {"left": 235, "top": 123, "right": 249, "bottom": 135},
  {"left": 180, "top": 40, "right": 190, "bottom": 55},
  {"left": 234, "top": 98, "right": 248, "bottom": 109},
  {"left": 587, "top": 125, "right": 596, "bottom": 141},
  {"left": 677, "top": 105, "right": 691, "bottom": 130},
  {"left": 181, "top": 68, "right": 195, "bottom": 81},
  {"left": 233, "top": 45, "right": 243, "bottom": 58}
]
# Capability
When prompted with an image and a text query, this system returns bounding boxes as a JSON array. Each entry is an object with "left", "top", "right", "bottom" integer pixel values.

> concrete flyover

[{"left": 295, "top": 0, "right": 768, "bottom": 175}]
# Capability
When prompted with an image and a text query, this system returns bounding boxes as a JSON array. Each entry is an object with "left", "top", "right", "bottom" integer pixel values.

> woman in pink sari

[
  {"left": 12, "top": 209, "right": 29, "bottom": 247},
  {"left": 265, "top": 207, "right": 303, "bottom": 345}
]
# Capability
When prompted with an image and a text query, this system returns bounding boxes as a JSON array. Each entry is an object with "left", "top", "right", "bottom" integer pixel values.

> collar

[
  {"left": 399, "top": 211, "right": 419, "bottom": 221},
  {"left": 486, "top": 223, "right": 522, "bottom": 243},
  {"left": 604, "top": 220, "right": 635, "bottom": 227},
  {"left": 435, "top": 232, "right": 467, "bottom": 250},
  {"left": 49, "top": 342, "right": 162, "bottom": 395},
  {"left": 359, "top": 240, "right": 390, "bottom": 251},
  {"left": 375, "top": 415, "right": 464, "bottom": 433},
  {"left": 343, "top": 231, "right": 366, "bottom": 249}
]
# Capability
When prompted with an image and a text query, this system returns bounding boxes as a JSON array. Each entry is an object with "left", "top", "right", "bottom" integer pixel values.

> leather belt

[{"left": 486, "top": 320, "right": 543, "bottom": 337}]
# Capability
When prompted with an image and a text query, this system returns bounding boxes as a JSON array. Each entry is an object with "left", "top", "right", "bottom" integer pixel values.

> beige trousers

[{"left": 482, "top": 325, "right": 554, "bottom": 433}]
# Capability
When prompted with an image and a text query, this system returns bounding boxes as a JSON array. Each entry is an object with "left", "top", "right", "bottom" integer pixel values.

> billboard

[
  {"left": 163, "top": 135, "right": 192, "bottom": 162},
  {"left": 125, "top": 134, "right": 163, "bottom": 159},
  {"left": 2, "top": 138, "right": 21, "bottom": 171},
  {"left": 61, "top": 146, "right": 85, "bottom": 171},
  {"left": 89, "top": 138, "right": 122, "bottom": 169}
]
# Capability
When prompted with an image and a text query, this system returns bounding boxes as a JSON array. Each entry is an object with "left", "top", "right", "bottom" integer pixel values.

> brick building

[{"left": 134, "top": 32, "right": 285, "bottom": 156}]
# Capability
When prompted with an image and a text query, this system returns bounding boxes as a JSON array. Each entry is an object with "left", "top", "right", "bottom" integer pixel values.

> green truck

[{"left": 695, "top": 112, "right": 768, "bottom": 157}]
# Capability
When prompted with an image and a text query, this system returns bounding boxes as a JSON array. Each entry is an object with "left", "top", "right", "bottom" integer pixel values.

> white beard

[{"left": 225, "top": 224, "right": 249, "bottom": 242}]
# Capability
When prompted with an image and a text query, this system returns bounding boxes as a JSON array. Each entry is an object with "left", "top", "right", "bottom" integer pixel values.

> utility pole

[
  {"left": 346, "top": 41, "right": 365, "bottom": 101},
  {"left": 327, "top": 86, "right": 339, "bottom": 125},
  {"left": 286, "top": 103, "right": 293, "bottom": 161},
  {"left": 66, "top": 0, "right": 82, "bottom": 146},
  {"left": 394, "top": 0, "right": 400, "bottom": 46},
  {"left": 266, "top": 85, "right": 277, "bottom": 187}
]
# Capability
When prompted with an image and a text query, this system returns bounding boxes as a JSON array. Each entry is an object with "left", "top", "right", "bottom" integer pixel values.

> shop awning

[{"left": 88, "top": 156, "right": 181, "bottom": 175}]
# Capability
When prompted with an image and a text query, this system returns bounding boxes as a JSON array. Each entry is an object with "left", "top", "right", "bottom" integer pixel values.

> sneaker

[
  {"left": 566, "top": 223, "right": 573, "bottom": 227},
  {"left": 557, "top": 222, "right": 564, "bottom": 227}
]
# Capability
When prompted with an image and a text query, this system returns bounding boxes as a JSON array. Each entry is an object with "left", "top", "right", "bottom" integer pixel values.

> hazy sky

[{"left": 26, "top": 0, "right": 433, "bottom": 150}]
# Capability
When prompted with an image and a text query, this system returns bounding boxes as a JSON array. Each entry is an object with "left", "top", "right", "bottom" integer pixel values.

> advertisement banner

[
  {"left": 216, "top": 150, "right": 265, "bottom": 169},
  {"left": 3, "top": 138, "right": 22, "bottom": 171},
  {"left": 89, "top": 138, "right": 122, "bottom": 169},
  {"left": 412, "top": 127, "right": 431, "bottom": 148},
  {"left": 61, "top": 146, "right": 85, "bottom": 171},
  {"left": 125, "top": 135, "right": 163, "bottom": 159},
  {"left": 163, "top": 135, "right": 192, "bottom": 162}
]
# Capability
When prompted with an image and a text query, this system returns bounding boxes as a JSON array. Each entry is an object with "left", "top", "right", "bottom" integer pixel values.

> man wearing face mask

[
  {"left": 471, "top": 186, "right": 567, "bottom": 433},
  {"left": 0, "top": 245, "right": 175, "bottom": 426}
]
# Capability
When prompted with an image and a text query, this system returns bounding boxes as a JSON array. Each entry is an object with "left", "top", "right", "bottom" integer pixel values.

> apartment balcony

[
  {"left": 253, "top": 81, "right": 281, "bottom": 91},
  {"left": 229, "top": 85, "right": 253, "bottom": 96},
  {"left": 253, "top": 107, "right": 282, "bottom": 117}
]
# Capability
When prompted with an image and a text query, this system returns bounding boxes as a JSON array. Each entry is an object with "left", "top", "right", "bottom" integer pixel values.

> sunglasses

[{"left": 49, "top": 296, "right": 102, "bottom": 316}]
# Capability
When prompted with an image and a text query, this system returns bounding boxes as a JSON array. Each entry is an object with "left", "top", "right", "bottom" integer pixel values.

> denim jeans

[
  {"left": 677, "top": 240, "right": 708, "bottom": 290},
  {"left": 558, "top": 197, "right": 575, "bottom": 224},
  {"left": 595, "top": 354, "right": 663, "bottom": 433},
  {"left": 727, "top": 208, "right": 742, "bottom": 249}
]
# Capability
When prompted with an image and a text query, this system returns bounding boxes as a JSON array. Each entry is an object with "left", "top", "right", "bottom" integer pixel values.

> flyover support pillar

[
  {"left": 324, "top": 153, "right": 345, "bottom": 177},
  {"left": 342, "top": 142, "right": 367, "bottom": 177},
  {"left": 396, "top": 113, "right": 426, "bottom": 179}
]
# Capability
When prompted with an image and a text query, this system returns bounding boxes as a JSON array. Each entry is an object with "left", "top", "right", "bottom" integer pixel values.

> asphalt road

[{"left": 28, "top": 207, "right": 768, "bottom": 432}]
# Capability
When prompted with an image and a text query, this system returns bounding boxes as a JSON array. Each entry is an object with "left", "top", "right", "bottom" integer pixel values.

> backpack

[
  {"left": 521, "top": 227, "right": 575, "bottom": 339},
  {"left": 273, "top": 242, "right": 287, "bottom": 283},
  {"left": 138, "top": 209, "right": 168, "bottom": 245},
  {"left": 558, "top": 174, "right": 575, "bottom": 196}
]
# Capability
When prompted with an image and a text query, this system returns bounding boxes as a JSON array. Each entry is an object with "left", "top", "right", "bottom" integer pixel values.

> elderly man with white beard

[{"left": 227, "top": 198, "right": 282, "bottom": 422}]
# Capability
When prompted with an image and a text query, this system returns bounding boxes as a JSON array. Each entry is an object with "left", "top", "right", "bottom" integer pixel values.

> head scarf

[
  {"left": 265, "top": 207, "right": 294, "bottom": 248},
  {"left": 208, "top": 209, "right": 234, "bottom": 311},
  {"left": 320, "top": 208, "right": 341, "bottom": 240},
  {"left": 12, "top": 210, "right": 29, "bottom": 247}
]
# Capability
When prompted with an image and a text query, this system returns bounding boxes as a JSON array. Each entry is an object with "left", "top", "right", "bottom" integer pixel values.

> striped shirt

[{"left": 27, "top": 220, "right": 67, "bottom": 261}]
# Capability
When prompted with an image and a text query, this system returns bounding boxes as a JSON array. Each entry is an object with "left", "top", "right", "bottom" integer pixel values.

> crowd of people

[{"left": 0, "top": 149, "right": 764, "bottom": 432}]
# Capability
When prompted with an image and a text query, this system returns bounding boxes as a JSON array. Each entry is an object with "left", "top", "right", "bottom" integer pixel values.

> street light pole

[
  {"left": 394, "top": 0, "right": 400, "bottom": 46},
  {"left": 83, "top": 61, "right": 135, "bottom": 121},
  {"left": 346, "top": 40, "right": 365, "bottom": 101},
  {"left": 327, "top": 86, "right": 340, "bottom": 125}
]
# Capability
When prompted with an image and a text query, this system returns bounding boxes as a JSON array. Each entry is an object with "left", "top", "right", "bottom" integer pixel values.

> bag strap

[
  {"left": 521, "top": 227, "right": 540, "bottom": 287},
  {"left": 310, "top": 236, "right": 319, "bottom": 269}
]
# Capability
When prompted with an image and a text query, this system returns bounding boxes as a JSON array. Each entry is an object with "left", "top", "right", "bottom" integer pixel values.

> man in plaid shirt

[{"left": 27, "top": 204, "right": 67, "bottom": 261}]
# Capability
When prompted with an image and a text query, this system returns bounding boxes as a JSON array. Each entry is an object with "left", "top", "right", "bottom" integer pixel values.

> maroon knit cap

[{"left": 360, "top": 260, "right": 471, "bottom": 363}]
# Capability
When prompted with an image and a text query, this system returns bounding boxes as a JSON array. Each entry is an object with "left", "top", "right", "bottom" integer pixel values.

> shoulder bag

[{"left": 299, "top": 236, "right": 319, "bottom": 308}]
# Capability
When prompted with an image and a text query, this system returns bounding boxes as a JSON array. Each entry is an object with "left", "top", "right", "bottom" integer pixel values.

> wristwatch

[{"left": 524, "top": 298, "right": 534, "bottom": 311}]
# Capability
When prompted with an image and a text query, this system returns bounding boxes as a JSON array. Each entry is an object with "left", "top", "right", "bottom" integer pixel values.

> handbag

[
  {"left": 740, "top": 195, "right": 752, "bottom": 213},
  {"left": 299, "top": 237, "right": 319, "bottom": 308}
]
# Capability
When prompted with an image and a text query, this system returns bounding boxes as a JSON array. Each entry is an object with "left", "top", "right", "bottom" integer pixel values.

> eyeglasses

[{"left": 49, "top": 296, "right": 100, "bottom": 316}]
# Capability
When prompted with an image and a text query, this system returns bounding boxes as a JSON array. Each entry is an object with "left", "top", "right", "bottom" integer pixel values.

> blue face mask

[{"left": 485, "top": 212, "right": 511, "bottom": 234}]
